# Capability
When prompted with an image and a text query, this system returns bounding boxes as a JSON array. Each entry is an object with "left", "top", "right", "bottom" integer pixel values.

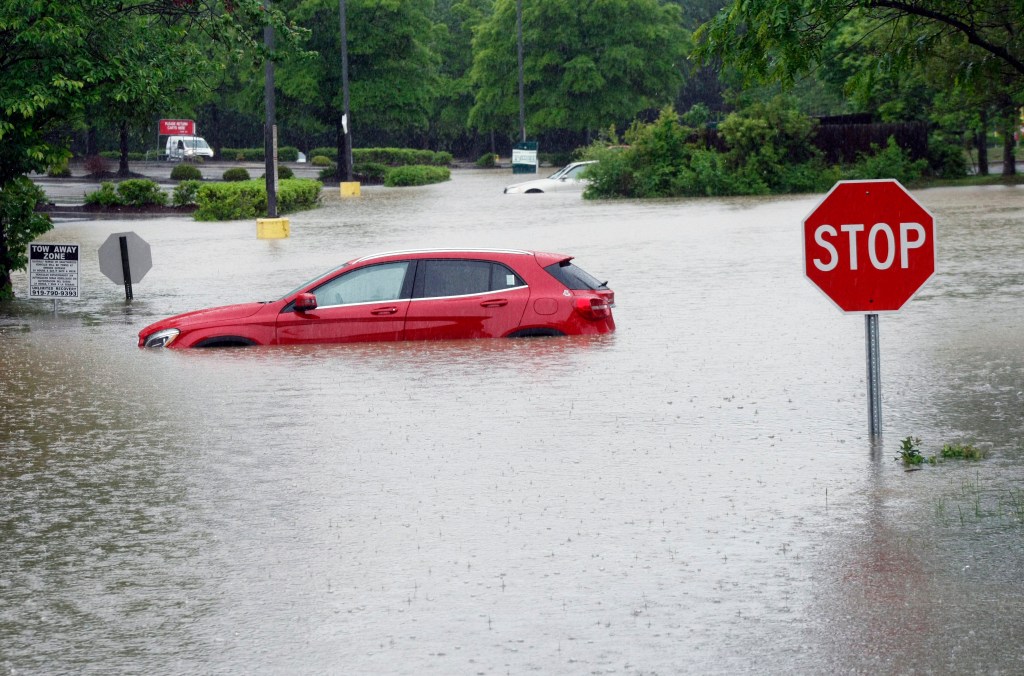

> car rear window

[{"left": 543, "top": 260, "right": 607, "bottom": 290}]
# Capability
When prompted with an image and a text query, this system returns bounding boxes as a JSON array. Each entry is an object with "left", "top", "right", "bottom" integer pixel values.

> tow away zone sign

[{"left": 29, "top": 243, "right": 80, "bottom": 299}]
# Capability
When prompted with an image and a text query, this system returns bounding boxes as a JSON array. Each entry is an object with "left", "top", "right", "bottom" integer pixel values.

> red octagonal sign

[{"left": 803, "top": 179, "right": 935, "bottom": 313}]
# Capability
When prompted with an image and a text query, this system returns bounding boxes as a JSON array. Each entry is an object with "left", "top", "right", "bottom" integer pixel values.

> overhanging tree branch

[{"left": 867, "top": 0, "right": 1024, "bottom": 75}]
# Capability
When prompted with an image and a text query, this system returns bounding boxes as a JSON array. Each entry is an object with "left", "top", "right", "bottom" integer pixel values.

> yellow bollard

[
  {"left": 256, "top": 217, "right": 290, "bottom": 239},
  {"left": 340, "top": 181, "right": 361, "bottom": 197}
]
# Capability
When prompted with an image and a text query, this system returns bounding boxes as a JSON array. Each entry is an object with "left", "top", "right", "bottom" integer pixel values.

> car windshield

[{"left": 278, "top": 262, "right": 351, "bottom": 299}]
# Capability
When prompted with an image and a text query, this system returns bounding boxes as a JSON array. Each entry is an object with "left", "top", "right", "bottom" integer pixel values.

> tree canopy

[
  {"left": 469, "top": 0, "right": 689, "bottom": 136},
  {"left": 695, "top": 0, "right": 1024, "bottom": 85},
  {"left": 0, "top": 0, "right": 304, "bottom": 298}
]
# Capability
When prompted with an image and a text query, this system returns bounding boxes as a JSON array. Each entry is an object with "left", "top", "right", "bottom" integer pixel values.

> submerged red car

[{"left": 139, "top": 249, "right": 615, "bottom": 348}]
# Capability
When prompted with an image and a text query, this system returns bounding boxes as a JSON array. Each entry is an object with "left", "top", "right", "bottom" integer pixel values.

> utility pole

[
  {"left": 263, "top": 0, "right": 278, "bottom": 218},
  {"left": 339, "top": 0, "right": 354, "bottom": 182},
  {"left": 516, "top": 0, "right": 526, "bottom": 142}
]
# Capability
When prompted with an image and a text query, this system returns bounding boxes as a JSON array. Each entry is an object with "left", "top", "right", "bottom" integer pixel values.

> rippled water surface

[{"left": 2, "top": 172, "right": 1023, "bottom": 674}]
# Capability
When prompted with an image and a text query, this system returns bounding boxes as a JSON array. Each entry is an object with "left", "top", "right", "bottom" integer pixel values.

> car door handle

[
  {"left": 480, "top": 299, "right": 508, "bottom": 308},
  {"left": 371, "top": 307, "right": 398, "bottom": 315}
]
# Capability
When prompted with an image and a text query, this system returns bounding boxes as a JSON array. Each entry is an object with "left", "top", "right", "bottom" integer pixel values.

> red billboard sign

[
  {"left": 159, "top": 119, "right": 196, "bottom": 136},
  {"left": 803, "top": 179, "right": 935, "bottom": 313}
]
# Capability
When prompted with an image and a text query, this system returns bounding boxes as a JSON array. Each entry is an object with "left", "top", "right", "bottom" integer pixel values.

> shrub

[
  {"left": 84, "top": 182, "right": 122, "bottom": 206},
  {"left": 221, "top": 147, "right": 264, "bottom": 162},
  {"left": 219, "top": 147, "right": 299, "bottom": 162},
  {"left": 97, "top": 150, "right": 146, "bottom": 161},
  {"left": 47, "top": 160, "right": 72, "bottom": 177},
  {"left": 309, "top": 147, "right": 338, "bottom": 160},
  {"left": 260, "top": 166, "right": 295, "bottom": 180},
  {"left": 85, "top": 180, "right": 168, "bottom": 206},
  {"left": 223, "top": 167, "right": 251, "bottom": 182},
  {"left": 475, "top": 152, "right": 497, "bottom": 168},
  {"left": 318, "top": 163, "right": 339, "bottom": 181},
  {"left": 538, "top": 151, "right": 573, "bottom": 167},
  {"left": 0, "top": 178, "right": 52, "bottom": 300},
  {"left": 352, "top": 148, "right": 451, "bottom": 166},
  {"left": 117, "top": 179, "right": 167, "bottom": 206},
  {"left": 83, "top": 155, "right": 111, "bottom": 176},
  {"left": 194, "top": 178, "right": 322, "bottom": 221},
  {"left": 171, "top": 164, "right": 203, "bottom": 181},
  {"left": 354, "top": 162, "right": 387, "bottom": 184},
  {"left": 172, "top": 180, "right": 200, "bottom": 207},
  {"left": 311, "top": 155, "right": 333, "bottom": 167},
  {"left": 927, "top": 132, "right": 968, "bottom": 179},
  {"left": 384, "top": 165, "right": 450, "bottom": 187},
  {"left": 844, "top": 136, "right": 928, "bottom": 184}
]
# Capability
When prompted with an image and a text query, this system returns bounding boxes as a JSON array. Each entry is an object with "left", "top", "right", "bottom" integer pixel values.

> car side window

[
  {"left": 415, "top": 260, "right": 525, "bottom": 298},
  {"left": 563, "top": 163, "right": 594, "bottom": 179},
  {"left": 490, "top": 263, "right": 525, "bottom": 290},
  {"left": 313, "top": 261, "right": 409, "bottom": 306}
]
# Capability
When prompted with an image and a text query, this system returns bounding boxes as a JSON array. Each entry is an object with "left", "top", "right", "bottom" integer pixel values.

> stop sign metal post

[
  {"left": 803, "top": 179, "right": 936, "bottom": 439},
  {"left": 98, "top": 232, "right": 152, "bottom": 302}
]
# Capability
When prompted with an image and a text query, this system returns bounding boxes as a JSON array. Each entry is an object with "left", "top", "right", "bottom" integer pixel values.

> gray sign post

[{"left": 98, "top": 232, "right": 152, "bottom": 302}]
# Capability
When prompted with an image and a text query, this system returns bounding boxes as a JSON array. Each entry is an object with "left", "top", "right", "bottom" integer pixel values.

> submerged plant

[
  {"left": 940, "top": 443, "right": 988, "bottom": 461},
  {"left": 897, "top": 436, "right": 925, "bottom": 466}
]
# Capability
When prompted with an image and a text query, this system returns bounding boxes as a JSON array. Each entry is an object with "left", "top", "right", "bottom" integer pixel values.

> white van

[{"left": 165, "top": 135, "right": 214, "bottom": 161}]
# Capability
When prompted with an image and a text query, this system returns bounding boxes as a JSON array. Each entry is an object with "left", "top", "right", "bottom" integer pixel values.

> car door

[
  {"left": 275, "top": 261, "right": 412, "bottom": 344},
  {"left": 403, "top": 259, "right": 530, "bottom": 340}
]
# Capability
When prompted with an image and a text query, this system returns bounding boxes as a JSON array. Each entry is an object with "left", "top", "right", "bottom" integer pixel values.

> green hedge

[
  {"left": 356, "top": 148, "right": 452, "bottom": 166},
  {"left": 308, "top": 147, "right": 451, "bottom": 166},
  {"left": 194, "top": 178, "right": 322, "bottom": 221},
  {"left": 219, "top": 146, "right": 300, "bottom": 162},
  {"left": 309, "top": 147, "right": 338, "bottom": 160},
  {"left": 84, "top": 179, "right": 167, "bottom": 206},
  {"left": 99, "top": 150, "right": 147, "bottom": 161},
  {"left": 384, "top": 165, "right": 451, "bottom": 187}
]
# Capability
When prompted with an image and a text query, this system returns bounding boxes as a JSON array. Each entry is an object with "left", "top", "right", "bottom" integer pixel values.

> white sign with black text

[{"left": 28, "top": 243, "right": 80, "bottom": 299}]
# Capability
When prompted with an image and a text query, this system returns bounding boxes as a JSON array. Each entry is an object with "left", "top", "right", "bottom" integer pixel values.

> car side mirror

[{"left": 294, "top": 292, "right": 318, "bottom": 312}]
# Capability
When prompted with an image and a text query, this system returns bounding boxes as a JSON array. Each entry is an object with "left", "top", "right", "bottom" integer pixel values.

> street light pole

[
  {"left": 516, "top": 0, "right": 526, "bottom": 142},
  {"left": 339, "top": 0, "right": 353, "bottom": 182},
  {"left": 263, "top": 1, "right": 278, "bottom": 218}
]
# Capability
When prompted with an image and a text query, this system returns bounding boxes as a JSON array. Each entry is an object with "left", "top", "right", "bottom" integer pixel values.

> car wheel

[{"left": 525, "top": 189, "right": 544, "bottom": 194}]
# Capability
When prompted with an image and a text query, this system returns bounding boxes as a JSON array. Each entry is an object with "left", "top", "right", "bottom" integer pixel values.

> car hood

[{"left": 142, "top": 301, "right": 269, "bottom": 333}]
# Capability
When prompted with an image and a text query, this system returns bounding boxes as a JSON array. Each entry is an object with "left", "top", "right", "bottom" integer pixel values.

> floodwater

[{"left": 2, "top": 171, "right": 1023, "bottom": 674}]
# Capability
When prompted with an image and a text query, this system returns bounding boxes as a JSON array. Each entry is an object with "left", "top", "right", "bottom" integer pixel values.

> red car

[{"left": 139, "top": 249, "right": 615, "bottom": 348}]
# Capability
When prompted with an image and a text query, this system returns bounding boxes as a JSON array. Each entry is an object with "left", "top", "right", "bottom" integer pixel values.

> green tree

[
  {"left": 276, "top": 0, "right": 440, "bottom": 173},
  {"left": 695, "top": 0, "right": 1024, "bottom": 85},
  {"left": 469, "top": 0, "right": 688, "bottom": 139},
  {"left": 430, "top": 0, "right": 493, "bottom": 154},
  {"left": 0, "top": 0, "right": 303, "bottom": 299}
]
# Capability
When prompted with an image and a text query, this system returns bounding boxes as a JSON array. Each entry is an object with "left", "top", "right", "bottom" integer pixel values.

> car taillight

[{"left": 574, "top": 297, "right": 611, "bottom": 320}]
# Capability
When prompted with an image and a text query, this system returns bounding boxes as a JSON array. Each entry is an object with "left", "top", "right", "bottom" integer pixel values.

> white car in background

[{"left": 503, "top": 160, "right": 596, "bottom": 194}]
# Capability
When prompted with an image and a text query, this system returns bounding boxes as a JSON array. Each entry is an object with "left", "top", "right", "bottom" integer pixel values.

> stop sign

[
  {"left": 98, "top": 231, "right": 152, "bottom": 285},
  {"left": 803, "top": 179, "right": 935, "bottom": 312}
]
